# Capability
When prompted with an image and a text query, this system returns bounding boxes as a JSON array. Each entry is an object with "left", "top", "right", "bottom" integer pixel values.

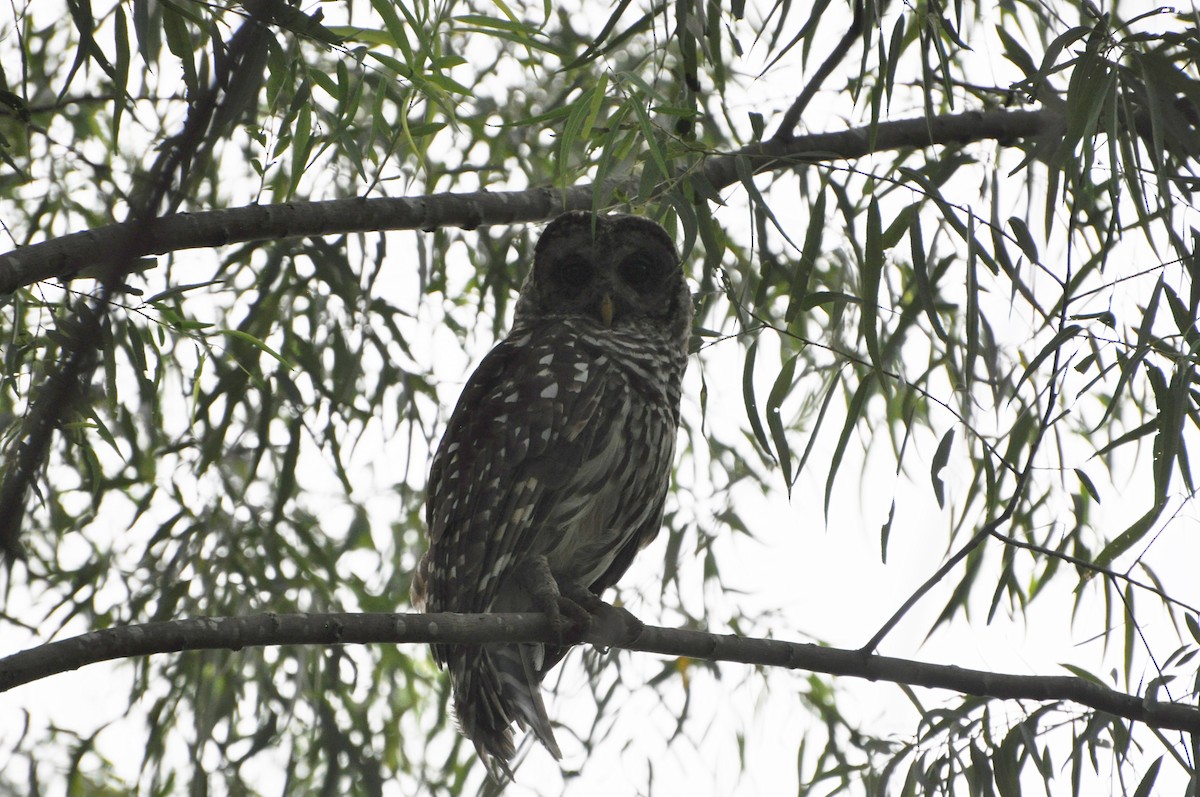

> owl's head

[{"left": 513, "top": 211, "right": 692, "bottom": 351}]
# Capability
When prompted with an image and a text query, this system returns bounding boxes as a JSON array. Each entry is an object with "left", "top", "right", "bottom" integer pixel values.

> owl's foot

[{"left": 514, "top": 555, "right": 600, "bottom": 642}]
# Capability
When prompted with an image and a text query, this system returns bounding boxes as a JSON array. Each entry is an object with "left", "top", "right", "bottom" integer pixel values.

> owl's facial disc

[{"left": 522, "top": 212, "right": 683, "bottom": 332}]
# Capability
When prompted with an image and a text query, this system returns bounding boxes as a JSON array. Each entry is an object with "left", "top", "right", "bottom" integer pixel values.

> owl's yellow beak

[{"left": 599, "top": 293, "right": 614, "bottom": 327}]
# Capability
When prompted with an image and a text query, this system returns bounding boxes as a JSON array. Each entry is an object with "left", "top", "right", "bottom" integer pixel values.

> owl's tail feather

[
  {"left": 452, "top": 644, "right": 561, "bottom": 777},
  {"left": 503, "top": 644, "right": 562, "bottom": 757}
]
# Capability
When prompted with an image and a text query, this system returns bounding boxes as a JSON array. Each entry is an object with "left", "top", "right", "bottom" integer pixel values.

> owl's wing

[{"left": 424, "top": 324, "right": 621, "bottom": 616}]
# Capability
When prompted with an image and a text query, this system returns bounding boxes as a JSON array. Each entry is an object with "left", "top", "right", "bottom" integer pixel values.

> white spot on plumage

[{"left": 540, "top": 383, "right": 558, "bottom": 399}]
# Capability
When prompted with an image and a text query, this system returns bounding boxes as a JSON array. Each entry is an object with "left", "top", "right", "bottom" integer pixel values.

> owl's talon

[
  {"left": 512, "top": 555, "right": 584, "bottom": 641},
  {"left": 555, "top": 594, "right": 594, "bottom": 638},
  {"left": 560, "top": 581, "right": 605, "bottom": 614}
]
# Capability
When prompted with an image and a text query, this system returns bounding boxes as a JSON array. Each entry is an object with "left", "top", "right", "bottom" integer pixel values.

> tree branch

[
  {"left": 769, "top": 0, "right": 865, "bottom": 141},
  {"left": 2, "top": 610, "right": 1197, "bottom": 734},
  {"left": 0, "top": 107, "right": 1060, "bottom": 294}
]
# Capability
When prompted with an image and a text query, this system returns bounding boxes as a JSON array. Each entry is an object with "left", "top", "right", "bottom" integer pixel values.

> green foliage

[{"left": 1, "top": 0, "right": 1198, "bottom": 794}]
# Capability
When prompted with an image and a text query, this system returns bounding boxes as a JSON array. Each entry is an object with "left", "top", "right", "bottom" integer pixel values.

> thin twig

[{"left": 989, "top": 530, "right": 1200, "bottom": 615}]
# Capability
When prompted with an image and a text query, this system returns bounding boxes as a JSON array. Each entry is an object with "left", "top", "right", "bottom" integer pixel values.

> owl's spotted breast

[{"left": 513, "top": 319, "right": 682, "bottom": 587}]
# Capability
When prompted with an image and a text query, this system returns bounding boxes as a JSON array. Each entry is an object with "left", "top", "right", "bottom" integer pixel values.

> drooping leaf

[
  {"left": 931, "top": 428, "right": 955, "bottom": 509},
  {"left": 742, "top": 339, "right": 776, "bottom": 463},
  {"left": 861, "top": 197, "right": 884, "bottom": 372},
  {"left": 766, "top": 353, "right": 800, "bottom": 493}
]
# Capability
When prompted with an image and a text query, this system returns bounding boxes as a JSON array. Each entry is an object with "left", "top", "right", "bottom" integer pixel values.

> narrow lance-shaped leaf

[
  {"left": 1093, "top": 364, "right": 1174, "bottom": 570},
  {"left": 1122, "top": 583, "right": 1136, "bottom": 690},
  {"left": 733, "top": 154, "right": 801, "bottom": 251},
  {"left": 1029, "top": 25, "right": 1090, "bottom": 99},
  {"left": 742, "top": 339, "right": 776, "bottom": 463},
  {"left": 861, "top": 197, "right": 884, "bottom": 371},
  {"left": 796, "top": 368, "right": 843, "bottom": 479},
  {"left": 766, "top": 353, "right": 800, "bottom": 495},
  {"left": 368, "top": 0, "right": 415, "bottom": 62},
  {"left": 1094, "top": 277, "right": 1163, "bottom": 432},
  {"left": 218, "top": 329, "right": 294, "bottom": 368},
  {"left": 1148, "top": 363, "right": 1175, "bottom": 507},
  {"left": 786, "top": 186, "right": 826, "bottom": 323},
  {"left": 1185, "top": 614, "right": 1200, "bottom": 646},
  {"left": 908, "top": 208, "right": 947, "bottom": 341},
  {"left": 993, "top": 725, "right": 1025, "bottom": 797},
  {"left": 112, "top": 4, "right": 130, "bottom": 144},
  {"left": 1132, "top": 758, "right": 1163, "bottom": 797},
  {"left": 1058, "top": 19, "right": 1115, "bottom": 169},
  {"left": 131, "top": 0, "right": 159, "bottom": 66},
  {"left": 1007, "top": 216, "right": 1039, "bottom": 263},
  {"left": 964, "top": 213, "right": 981, "bottom": 405},
  {"left": 931, "top": 428, "right": 955, "bottom": 509},
  {"left": 557, "top": 83, "right": 595, "bottom": 185},
  {"left": 1015, "top": 325, "right": 1082, "bottom": 396},
  {"left": 627, "top": 82, "right": 671, "bottom": 183},
  {"left": 881, "top": 400, "right": 918, "bottom": 563},
  {"left": 580, "top": 71, "right": 609, "bottom": 142},
  {"left": 1074, "top": 468, "right": 1100, "bottom": 503},
  {"left": 884, "top": 14, "right": 905, "bottom": 106},
  {"left": 825, "top": 373, "right": 877, "bottom": 519}
]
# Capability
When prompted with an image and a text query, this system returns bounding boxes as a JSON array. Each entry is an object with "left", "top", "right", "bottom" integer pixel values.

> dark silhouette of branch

[
  {"left": 0, "top": 183, "right": 619, "bottom": 294},
  {"left": 0, "top": 107, "right": 1060, "bottom": 295},
  {"left": 770, "top": 0, "right": 865, "bottom": 141},
  {"left": 2, "top": 610, "right": 1198, "bottom": 734}
]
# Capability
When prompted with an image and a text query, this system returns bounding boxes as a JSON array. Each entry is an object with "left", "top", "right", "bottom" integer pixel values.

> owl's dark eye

[
  {"left": 617, "top": 252, "right": 665, "bottom": 292},
  {"left": 555, "top": 256, "right": 593, "bottom": 287}
]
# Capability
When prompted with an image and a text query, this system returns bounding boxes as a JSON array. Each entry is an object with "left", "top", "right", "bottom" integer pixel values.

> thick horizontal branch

[
  {"left": 2, "top": 609, "right": 1196, "bottom": 734},
  {"left": 0, "top": 183, "right": 612, "bottom": 294},
  {"left": 711, "top": 106, "right": 1056, "bottom": 187},
  {"left": 0, "top": 107, "right": 1059, "bottom": 293}
]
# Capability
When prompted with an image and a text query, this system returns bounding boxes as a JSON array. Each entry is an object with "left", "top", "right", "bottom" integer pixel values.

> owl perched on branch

[{"left": 411, "top": 211, "right": 692, "bottom": 773}]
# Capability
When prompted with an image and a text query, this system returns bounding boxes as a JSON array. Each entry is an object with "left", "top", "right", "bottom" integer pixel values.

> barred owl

[{"left": 411, "top": 211, "right": 691, "bottom": 772}]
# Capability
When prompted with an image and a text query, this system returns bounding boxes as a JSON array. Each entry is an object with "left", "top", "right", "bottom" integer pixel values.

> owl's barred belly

[{"left": 536, "top": 397, "right": 675, "bottom": 587}]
